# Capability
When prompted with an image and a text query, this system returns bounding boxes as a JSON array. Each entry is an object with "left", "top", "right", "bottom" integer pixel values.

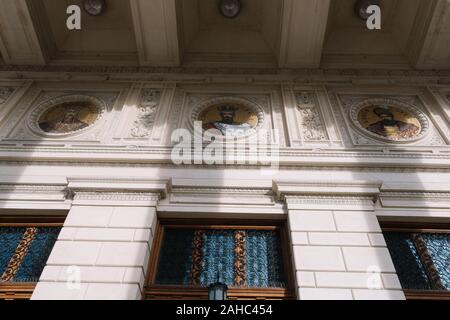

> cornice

[{"left": 0, "top": 146, "right": 450, "bottom": 170}]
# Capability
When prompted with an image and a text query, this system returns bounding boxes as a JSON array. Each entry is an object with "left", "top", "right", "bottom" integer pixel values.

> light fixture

[
  {"left": 219, "top": 0, "right": 242, "bottom": 19},
  {"left": 355, "top": 0, "right": 380, "bottom": 20},
  {"left": 208, "top": 273, "right": 228, "bottom": 300},
  {"left": 83, "top": 0, "right": 107, "bottom": 16}
]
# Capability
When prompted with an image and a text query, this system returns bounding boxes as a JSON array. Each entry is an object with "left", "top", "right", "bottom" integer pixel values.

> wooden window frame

[
  {"left": 0, "top": 214, "right": 66, "bottom": 300},
  {"left": 144, "top": 219, "right": 296, "bottom": 300},
  {"left": 381, "top": 221, "right": 450, "bottom": 301}
]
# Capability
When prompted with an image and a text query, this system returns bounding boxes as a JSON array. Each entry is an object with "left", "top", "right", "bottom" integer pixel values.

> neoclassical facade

[{"left": 0, "top": 0, "right": 450, "bottom": 300}]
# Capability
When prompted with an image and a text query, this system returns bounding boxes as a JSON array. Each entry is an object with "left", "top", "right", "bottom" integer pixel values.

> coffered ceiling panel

[
  {"left": 179, "top": 0, "right": 282, "bottom": 67},
  {"left": 42, "top": 0, "right": 138, "bottom": 65},
  {"left": 323, "top": 0, "right": 416, "bottom": 68}
]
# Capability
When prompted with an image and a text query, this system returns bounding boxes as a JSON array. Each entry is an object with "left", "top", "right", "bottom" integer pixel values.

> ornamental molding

[
  {"left": 0, "top": 184, "right": 67, "bottom": 193},
  {"left": 273, "top": 180, "right": 381, "bottom": 201},
  {"left": 1, "top": 65, "right": 450, "bottom": 79},
  {"left": 172, "top": 187, "right": 271, "bottom": 195},
  {"left": 349, "top": 97, "right": 431, "bottom": 144},
  {"left": 72, "top": 192, "right": 161, "bottom": 202},
  {"left": 0, "top": 183, "right": 69, "bottom": 202},
  {"left": 27, "top": 94, "right": 107, "bottom": 138},
  {"left": 2, "top": 150, "right": 450, "bottom": 171},
  {"left": 67, "top": 177, "right": 170, "bottom": 199},
  {"left": 284, "top": 195, "right": 375, "bottom": 207},
  {"left": 380, "top": 191, "right": 450, "bottom": 200},
  {"left": 189, "top": 96, "right": 265, "bottom": 139}
]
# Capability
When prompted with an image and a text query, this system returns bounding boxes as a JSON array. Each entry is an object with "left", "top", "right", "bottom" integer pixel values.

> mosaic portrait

[
  {"left": 198, "top": 103, "right": 259, "bottom": 137},
  {"left": 38, "top": 101, "right": 101, "bottom": 134},
  {"left": 358, "top": 105, "right": 421, "bottom": 140}
]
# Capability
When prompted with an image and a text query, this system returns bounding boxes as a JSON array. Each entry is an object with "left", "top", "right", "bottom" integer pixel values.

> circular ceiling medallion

[
  {"left": 355, "top": 0, "right": 379, "bottom": 20},
  {"left": 29, "top": 95, "right": 105, "bottom": 137},
  {"left": 219, "top": 0, "right": 242, "bottom": 19},
  {"left": 83, "top": 0, "right": 107, "bottom": 16},
  {"left": 191, "top": 97, "right": 264, "bottom": 139},
  {"left": 350, "top": 98, "right": 429, "bottom": 143}
]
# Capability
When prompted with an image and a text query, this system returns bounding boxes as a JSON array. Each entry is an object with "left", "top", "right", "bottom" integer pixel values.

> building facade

[{"left": 0, "top": 0, "right": 450, "bottom": 300}]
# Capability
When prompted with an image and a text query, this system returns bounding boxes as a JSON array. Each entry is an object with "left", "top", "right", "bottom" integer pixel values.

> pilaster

[
  {"left": 31, "top": 178, "right": 169, "bottom": 300},
  {"left": 274, "top": 180, "right": 405, "bottom": 300}
]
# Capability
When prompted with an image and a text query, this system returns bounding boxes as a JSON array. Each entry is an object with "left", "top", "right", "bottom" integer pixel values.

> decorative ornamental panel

[
  {"left": 295, "top": 92, "right": 328, "bottom": 142},
  {"left": 0, "top": 227, "right": 61, "bottom": 283},
  {"left": 155, "top": 228, "right": 285, "bottom": 288},
  {"left": 0, "top": 87, "right": 14, "bottom": 105},
  {"left": 130, "top": 89, "right": 161, "bottom": 138}
]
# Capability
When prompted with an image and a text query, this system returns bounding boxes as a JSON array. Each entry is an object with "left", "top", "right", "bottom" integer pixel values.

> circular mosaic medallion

[
  {"left": 350, "top": 99, "right": 429, "bottom": 143},
  {"left": 29, "top": 95, "right": 105, "bottom": 137},
  {"left": 192, "top": 97, "right": 264, "bottom": 138}
]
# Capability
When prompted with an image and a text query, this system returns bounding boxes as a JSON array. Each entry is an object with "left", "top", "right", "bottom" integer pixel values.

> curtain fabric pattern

[
  {"left": 155, "top": 228, "right": 285, "bottom": 288},
  {"left": 0, "top": 227, "right": 61, "bottom": 283}
]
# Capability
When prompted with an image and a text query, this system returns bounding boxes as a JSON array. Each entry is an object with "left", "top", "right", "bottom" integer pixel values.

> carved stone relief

[
  {"left": 295, "top": 92, "right": 328, "bottom": 142},
  {"left": 130, "top": 89, "right": 161, "bottom": 138}
]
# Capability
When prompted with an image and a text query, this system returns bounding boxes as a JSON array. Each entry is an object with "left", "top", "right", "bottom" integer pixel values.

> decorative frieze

[{"left": 130, "top": 89, "right": 161, "bottom": 138}]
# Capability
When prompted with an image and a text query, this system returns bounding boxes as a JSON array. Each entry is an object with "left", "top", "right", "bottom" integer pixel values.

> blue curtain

[
  {"left": 246, "top": 230, "right": 284, "bottom": 288},
  {"left": 423, "top": 233, "right": 450, "bottom": 290},
  {"left": 200, "top": 230, "right": 235, "bottom": 286},
  {"left": 155, "top": 228, "right": 285, "bottom": 288},
  {"left": 0, "top": 228, "right": 26, "bottom": 277},
  {"left": 15, "top": 228, "right": 61, "bottom": 282},
  {"left": 0, "top": 227, "right": 60, "bottom": 283}
]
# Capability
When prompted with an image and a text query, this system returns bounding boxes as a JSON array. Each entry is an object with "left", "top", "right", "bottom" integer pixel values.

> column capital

[
  {"left": 66, "top": 177, "right": 170, "bottom": 206},
  {"left": 273, "top": 180, "right": 382, "bottom": 211}
]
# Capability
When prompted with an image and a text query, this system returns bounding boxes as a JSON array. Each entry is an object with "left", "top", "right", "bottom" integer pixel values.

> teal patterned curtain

[
  {"left": 246, "top": 231, "right": 284, "bottom": 288},
  {"left": 422, "top": 234, "right": 450, "bottom": 290},
  {"left": 0, "top": 227, "right": 61, "bottom": 283},
  {"left": 0, "top": 228, "right": 25, "bottom": 277},
  {"left": 155, "top": 228, "right": 285, "bottom": 288},
  {"left": 200, "top": 230, "right": 235, "bottom": 287}
]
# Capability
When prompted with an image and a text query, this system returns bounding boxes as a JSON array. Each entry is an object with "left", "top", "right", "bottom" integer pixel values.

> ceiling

[{"left": 0, "top": 0, "right": 449, "bottom": 69}]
